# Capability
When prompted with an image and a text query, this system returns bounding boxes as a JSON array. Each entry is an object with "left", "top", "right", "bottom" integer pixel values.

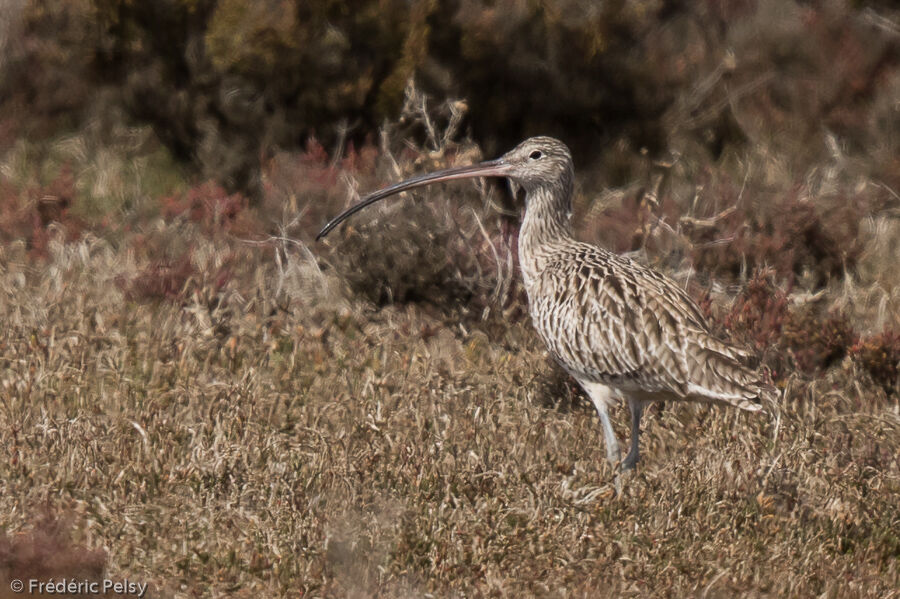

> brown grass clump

[
  {"left": 781, "top": 306, "right": 858, "bottom": 375},
  {"left": 851, "top": 331, "right": 900, "bottom": 396},
  {"left": 160, "top": 181, "right": 252, "bottom": 236},
  {"left": 323, "top": 176, "right": 520, "bottom": 318},
  {"left": 328, "top": 199, "right": 473, "bottom": 306},
  {"left": 307, "top": 86, "right": 523, "bottom": 321}
]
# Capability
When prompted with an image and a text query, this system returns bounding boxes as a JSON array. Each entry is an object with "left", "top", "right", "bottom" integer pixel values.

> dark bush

[
  {"left": 721, "top": 273, "right": 791, "bottom": 352},
  {"left": 851, "top": 331, "right": 900, "bottom": 396},
  {"left": 688, "top": 187, "right": 866, "bottom": 288},
  {"left": 718, "top": 273, "right": 859, "bottom": 382},
  {"left": 4, "top": 0, "right": 898, "bottom": 199},
  {"left": 781, "top": 307, "right": 858, "bottom": 374}
]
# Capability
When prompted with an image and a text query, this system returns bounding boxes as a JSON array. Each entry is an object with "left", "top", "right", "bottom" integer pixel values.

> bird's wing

[{"left": 531, "top": 245, "right": 770, "bottom": 410}]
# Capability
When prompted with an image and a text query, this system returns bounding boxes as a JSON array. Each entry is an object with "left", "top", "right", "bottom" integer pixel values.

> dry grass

[
  {"left": 2, "top": 125, "right": 900, "bottom": 599},
  {"left": 0, "top": 220, "right": 898, "bottom": 598}
]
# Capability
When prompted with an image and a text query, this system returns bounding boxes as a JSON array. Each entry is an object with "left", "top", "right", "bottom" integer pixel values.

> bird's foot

[{"left": 621, "top": 449, "right": 640, "bottom": 471}]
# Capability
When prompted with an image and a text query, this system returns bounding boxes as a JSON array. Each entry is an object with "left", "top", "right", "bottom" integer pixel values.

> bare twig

[
  {"left": 679, "top": 205, "right": 738, "bottom": 229},
  {"left": 471, "top": 208, "right": 504, "bottom": 306}
]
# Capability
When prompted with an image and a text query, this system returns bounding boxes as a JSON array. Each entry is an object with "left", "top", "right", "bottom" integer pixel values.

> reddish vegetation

[
  {"left": 0, "top": 165, "right": 84, "bottom": 258},
  {"left": 161, "top": 181, "right": 256, "bottom": 237},
  {"left": 720, "top": 273, "right": 790, "bottom": 351},
  {"left": 586, "top": 189, "right": 682, "bottom": 255},
  {"left": 689, "top": 185, "right": 865, "bottom": 288},
  {"left": 264, "top": 136, "right": 381, "bottom": 240},
  {"left": 583, "top": 176, "right": 872, "bottom": 292},
  {"left": 781, "top": 307, "right": 857, "bottom": 375},
  {"left": 0, "top": 117, "right": 18, "bottom": 152},
  {"left": 121, "top": 242, "right": 239, "bottom": 304},
  {"left": 0, "top": 177, "right": 22, "bottom": 240},
  {"left": 126, "top": 255, "right": 197, "bottom": 303},
  {"left": 850, "top": 331, "right": 900, "bottom": 395},
  {"left": 0, "top": 514, "right": 106, "bottom": 590},
  {"left": 716, "top": 273, "right": 863, "bottom": 384}
]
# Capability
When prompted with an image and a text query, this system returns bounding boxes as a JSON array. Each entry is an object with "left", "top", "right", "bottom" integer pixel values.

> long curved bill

[{"left": 316, "top": 159, "right": 511, "bottom": 240}]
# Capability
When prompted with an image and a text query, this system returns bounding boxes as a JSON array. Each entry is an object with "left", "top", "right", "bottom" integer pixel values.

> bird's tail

[{"left": 691, "top": 344, "right": 779, "bottom": 414}]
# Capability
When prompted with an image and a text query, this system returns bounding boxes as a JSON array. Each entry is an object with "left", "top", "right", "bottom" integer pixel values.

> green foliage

[{"left": 83, "top": 0, "right": 418, "bottom": 196}]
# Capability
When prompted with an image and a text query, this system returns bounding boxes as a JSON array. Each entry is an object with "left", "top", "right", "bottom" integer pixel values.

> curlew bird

[{"left": 317, "top": 137, "right": 774, "bottom": 476}]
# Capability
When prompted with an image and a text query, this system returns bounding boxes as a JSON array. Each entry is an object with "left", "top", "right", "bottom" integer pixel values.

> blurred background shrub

[{"left": 3, "top": 0, "right": 896, "bottom": 199}]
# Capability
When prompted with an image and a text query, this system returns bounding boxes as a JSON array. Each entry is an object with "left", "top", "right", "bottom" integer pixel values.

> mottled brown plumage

[{"left": 318, "top": 137, "right": 775, "bottom": 475}]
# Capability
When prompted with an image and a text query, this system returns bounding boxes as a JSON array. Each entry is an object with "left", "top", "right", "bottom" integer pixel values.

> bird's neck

[{"left": 518, "top": 185, "right": 574, "bottom": 287}]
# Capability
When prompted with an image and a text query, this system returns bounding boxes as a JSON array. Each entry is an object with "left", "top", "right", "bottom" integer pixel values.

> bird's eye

[{"left": 529, "top": 150, "right": 543, "bottom": 160}]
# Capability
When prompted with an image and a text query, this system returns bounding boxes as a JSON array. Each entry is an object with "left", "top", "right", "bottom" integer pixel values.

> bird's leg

[
  {"left": 597, "top": 401, "right": 621, "bottom": 468},
  {"left": 579, "top": 381, "right": 624, "bottom": 493},
  {"left": 595, "top": 399, "right": 623, "bottom": 495},
  {"left": 621, "top": 397, "right": 643, "bottom": 470},
  {"left": 583, "top": 383, "right": 621, "bottom": 468}
]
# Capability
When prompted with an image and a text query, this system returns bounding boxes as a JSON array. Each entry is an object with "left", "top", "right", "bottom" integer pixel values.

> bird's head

[
  {"left": 316, "top": 136, "right": 574, "bottom": 240},
  {"left": 498, "top": 136, "right": 574, "bottom": 198}
]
